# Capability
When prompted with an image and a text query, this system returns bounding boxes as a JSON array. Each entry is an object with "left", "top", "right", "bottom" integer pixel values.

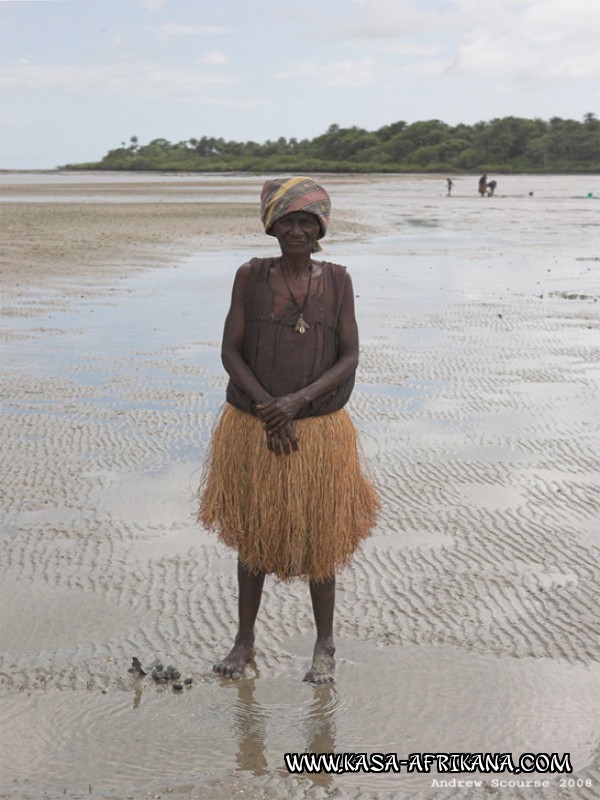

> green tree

[{"left": 70, "top": 114, "right": 599, "bottom": 173}]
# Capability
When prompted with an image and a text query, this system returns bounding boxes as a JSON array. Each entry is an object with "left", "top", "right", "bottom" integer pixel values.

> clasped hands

[{"left": 256, "top": 393, "right": 306, "bottom": 456}]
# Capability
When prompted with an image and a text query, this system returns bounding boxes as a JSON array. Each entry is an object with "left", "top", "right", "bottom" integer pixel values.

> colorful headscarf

[{"left": 260, "top": 176, "right": 331, "bottom": 239}]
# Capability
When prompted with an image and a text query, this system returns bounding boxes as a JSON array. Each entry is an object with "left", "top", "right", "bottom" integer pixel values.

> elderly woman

[{"left": 200, "top": 176, "right": 379, "bottom": 683}]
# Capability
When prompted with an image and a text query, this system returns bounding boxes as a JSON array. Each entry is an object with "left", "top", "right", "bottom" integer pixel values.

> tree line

[{"left": 64, "top": 114, "right": 599, "bottom": 173}]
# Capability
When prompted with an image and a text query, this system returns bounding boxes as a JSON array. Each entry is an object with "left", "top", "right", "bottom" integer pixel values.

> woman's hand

[
  {"left": 256, "top": 393, "right": 306, "bottom": 433},
  {"left": 256, "top": 395, "right": 304, "bottom": 456},
  {"left": 265, "top": 422, "right": 299, "bottom": 456}
]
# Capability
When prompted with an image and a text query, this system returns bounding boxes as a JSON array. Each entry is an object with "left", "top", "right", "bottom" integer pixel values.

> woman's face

[{"left": 272, "top": 212, "right": 321, "bottom": 256}]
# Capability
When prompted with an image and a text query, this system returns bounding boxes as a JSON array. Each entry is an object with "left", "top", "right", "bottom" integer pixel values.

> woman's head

[{"left": 260, "top": 176, "right": 331, "bottom": 242}]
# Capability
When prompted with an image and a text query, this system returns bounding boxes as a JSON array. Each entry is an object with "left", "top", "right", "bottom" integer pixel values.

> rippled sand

[{"left": 1, "top": 173, "right": 599, "bottom": 800}]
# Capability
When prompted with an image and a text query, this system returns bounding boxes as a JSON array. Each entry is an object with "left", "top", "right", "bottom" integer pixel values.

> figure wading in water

[{"left": 199, "top": 176, "right": 379, "bottom": 683}]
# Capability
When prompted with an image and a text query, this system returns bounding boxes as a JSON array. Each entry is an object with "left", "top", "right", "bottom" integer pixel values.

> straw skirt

[{"left": 199, "top": 404, "right": 379, "bottom": 581}]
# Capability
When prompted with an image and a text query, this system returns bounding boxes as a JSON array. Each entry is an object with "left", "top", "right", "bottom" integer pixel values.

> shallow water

[
  {"left": 1, "top": 645, "right": 597, "bottom": 796},
  {"left": 1, "top": 174, "right": 599, "bottom": 800}
]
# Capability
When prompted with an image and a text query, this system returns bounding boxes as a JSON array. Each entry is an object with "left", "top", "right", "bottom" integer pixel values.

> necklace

[{"left": 279, "top": 261, "right": 312, "bottom": 334}]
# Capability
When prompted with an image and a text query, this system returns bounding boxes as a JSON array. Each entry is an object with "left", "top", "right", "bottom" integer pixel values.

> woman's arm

[
  {"left": 256, "top": 272, "right": 359, "bottom": 433},
  {"left": 221, "top": 264, "right": 299, "bottom": 456},
  {"left": 221, "top": 264, "right": 274, "bottom": 405}
]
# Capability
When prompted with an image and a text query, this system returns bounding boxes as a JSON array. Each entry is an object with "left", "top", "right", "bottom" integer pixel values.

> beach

[{"left": 1, "top": 172, "right": 599, "bottom": 800}]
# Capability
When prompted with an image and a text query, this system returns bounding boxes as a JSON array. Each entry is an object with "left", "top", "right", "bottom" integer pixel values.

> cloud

[
  {"left": 276, "top": 57, "right": 377, "bottom": 89},
  {"left": 158, "top": 23, "right": 232, "bottom": 36},
  {"left": 334, "top": 0, "right": 451, "bottom": 38},
  {"left": 196, "top": 50, "right": 228, "bottom": 67},
  {"left": 0, "top": 62, "right": 235, "bottom": 98},
  {"left": 450, "top": 0, "right": 600, "bottom": 81},
  {"left": 395, "top": 58, "right": 450, "bottom": 77},
  {"left": 192, "top": 95, "right": 274, "bottom": 110},
  {"left": 452, "top": 30, "right": 599, "bottom": 82},
  {"left": 373, "top": 43, "right": 442, "bottom": 57},
  {"left": 139, "top": 0, "right": 168, "bottom": 11},
  {"left": 337, "top": 0, "right": 599, "bottom": 84}
]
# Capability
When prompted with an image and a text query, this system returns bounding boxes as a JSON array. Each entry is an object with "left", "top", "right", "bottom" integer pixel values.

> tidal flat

[{"left": 1, "top": 172, "right": 599, "bottom": 800}]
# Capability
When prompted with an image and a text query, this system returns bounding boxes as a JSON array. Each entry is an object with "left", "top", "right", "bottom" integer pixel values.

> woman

[{"left": 199, "top": 176, "right": 379, "bottom": 683}]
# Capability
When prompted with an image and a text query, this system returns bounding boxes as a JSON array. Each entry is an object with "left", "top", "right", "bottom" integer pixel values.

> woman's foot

[
  {"left": 303, "top": 638, "right": 335, "bottom": 684},
  {"left": 213, "top": 641, "right": 255, "bottom": 679}
]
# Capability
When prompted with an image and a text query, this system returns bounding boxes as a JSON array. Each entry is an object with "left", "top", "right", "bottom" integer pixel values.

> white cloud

[
  {"left": 158, "top": 23, "right": 232, "bottom": 36},
  {"left": 340, "top": 0, "right": 599, "bottom": 84},
  {"left": 276, "top": 57, "right": 377, "bottom": 89},
  {"left": 452, "top": 29, "right": 529, "bottom": 76},
  {"left": 335, "top": 0, "right": 451, "bottom": 38},
  {"left": 452, "top": 31, "right": 599, "bottom": 82},
  {"left": 451, "top": 0, "right": 600, "bottom": 81},
  {"left": 194, "top": 95, "right": 274, "bottom": 110},
  {"left": 196, "top": 50, "right": 228, "bottom": 66},
  {"left": 396, "top": 58, "right": 450, "bottom": 77},
  {"left": 139, "top": 0, "right": 168, "bottom": 11},
  {"left": 373, "top": 43, "right": 442, "bottom": 57},
  {"left": 0, "top": 62, "right": 235, "bottom": 98}
]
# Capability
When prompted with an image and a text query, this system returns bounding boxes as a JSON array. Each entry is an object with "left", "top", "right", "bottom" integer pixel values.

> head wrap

[{"left": 260, "top": 176, "right": 331, "bottom": 240}]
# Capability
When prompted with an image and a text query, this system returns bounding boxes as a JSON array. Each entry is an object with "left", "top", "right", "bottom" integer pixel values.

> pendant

[{"left": 295, "top": 314, "right": 310, "bottom": 334}]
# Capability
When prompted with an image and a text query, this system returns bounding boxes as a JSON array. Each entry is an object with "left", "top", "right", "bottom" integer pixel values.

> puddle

[{"left": 1, "top": 642, "right": 596, "bottom": 796}]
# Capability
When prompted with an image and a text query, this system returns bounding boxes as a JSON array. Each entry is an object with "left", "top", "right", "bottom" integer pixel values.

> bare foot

[
  {"left": 303, "top": 639, "right": 336, "bottom": 684},
  {"left": 213, "top": 642, "right": 255, "bottom": 679}
]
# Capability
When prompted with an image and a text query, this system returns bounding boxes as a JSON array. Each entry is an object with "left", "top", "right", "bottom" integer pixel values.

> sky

[{"left": 0, "top": 0, "right": 599, "bottom": 169}]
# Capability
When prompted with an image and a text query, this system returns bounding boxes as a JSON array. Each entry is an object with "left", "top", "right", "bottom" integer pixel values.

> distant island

[{"left": 63, "top": 114, "right": 599, "bottom": 174}]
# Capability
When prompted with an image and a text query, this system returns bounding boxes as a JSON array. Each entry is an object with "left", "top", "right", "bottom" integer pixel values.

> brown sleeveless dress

[
  {"left": 199, "top": 258, "right": 379, "bottom": 581},
  {"left": 226, "top": 257, "right": 355, "bottom": 417}
]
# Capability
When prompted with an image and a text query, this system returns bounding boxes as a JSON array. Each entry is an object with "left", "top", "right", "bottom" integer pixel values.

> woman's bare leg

[
  {"left": 304, "top": 576, "right": 336, "bottom": 683},
  {"left": 213, "top": 559, "right": 265, "bottom": 679}
]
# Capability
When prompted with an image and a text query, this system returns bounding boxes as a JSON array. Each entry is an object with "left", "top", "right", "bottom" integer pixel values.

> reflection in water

[
  {"left": 132, "top": 681, "right": 143, "bottom": 710},
  {"left": 232, "top": 678, "right": 268, "bottom": 776},
  {"left": 231, "top": 678, "right": 337, "bottom": 789},
  {"left": 299, "top": 684, "right": 337, "bottom": 790}
]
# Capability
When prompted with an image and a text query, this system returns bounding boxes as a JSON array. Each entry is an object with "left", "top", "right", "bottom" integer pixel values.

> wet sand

[{"left": 1, "top": 173, "right": 599, "bottom": 800}]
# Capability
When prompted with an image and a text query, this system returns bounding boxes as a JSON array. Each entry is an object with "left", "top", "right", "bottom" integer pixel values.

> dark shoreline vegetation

[{"left": 63, "top": 114, "right": 599, "bottom": 174}]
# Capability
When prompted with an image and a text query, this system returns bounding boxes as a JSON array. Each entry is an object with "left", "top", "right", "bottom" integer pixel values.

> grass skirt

[{"left": 198, "top": 404, "right": 379, "bottom": 581}]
